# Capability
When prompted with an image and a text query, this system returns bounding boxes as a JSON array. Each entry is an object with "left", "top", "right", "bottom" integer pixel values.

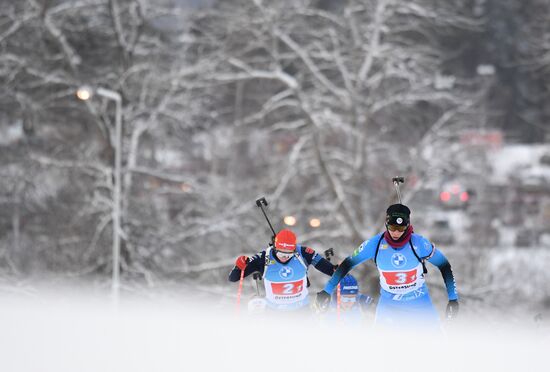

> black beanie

[{"left": 386, "top": 204, "right": 411, "bottom": 226}]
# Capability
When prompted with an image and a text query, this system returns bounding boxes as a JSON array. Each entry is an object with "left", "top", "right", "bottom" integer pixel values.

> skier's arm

[
  {"left": 300, "top": 246, "right": 336, "bottom": 276},
  {"left": 426, "top": 248, "right": 459, "bottom": 301},
  {"left": 228, "top": 252, "right": 265, "bottom": 282},
  {"left": 323, "top": 239, "right": 377, "bottom": 294}
]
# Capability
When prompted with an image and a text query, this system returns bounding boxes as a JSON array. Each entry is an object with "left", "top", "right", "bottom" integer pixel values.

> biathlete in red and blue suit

[{"left": 229, "top": 229, "right": 335, "bottom": 311}]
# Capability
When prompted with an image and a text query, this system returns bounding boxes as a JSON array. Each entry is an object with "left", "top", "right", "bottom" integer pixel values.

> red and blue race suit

[{"left": 229, "top": 245, "right": 335, "bottom": 311}]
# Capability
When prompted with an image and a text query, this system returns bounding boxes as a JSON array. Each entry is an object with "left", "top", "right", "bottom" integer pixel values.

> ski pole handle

[
  {"left": 256, "top": 197, "right": 268, "bottom": 208},
  {"left": 392, "top": 176, "right": 405, "bottom": 204},
  {"left": 324, "top": 248, "right": 334, "bottom": 262}
]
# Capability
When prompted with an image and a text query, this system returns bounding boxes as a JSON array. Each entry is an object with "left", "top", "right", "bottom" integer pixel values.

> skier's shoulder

[
  {"left": 298, "top": 244, "right": 317, "bottom": 256},
  {"left": 410, "top": 233, "right": 434, "bottom": 257},
  {"left": 368, "top": 232, "right": 385, "bottom": 248},
  {"left": 352, "top": 233, "right": 383, "bottom": 258},
  {"left": 249, "top": 250, "right": 267, "bottom": 263},
  {"left": 297, "top": 245, "right": 319, "bottom": 266}
]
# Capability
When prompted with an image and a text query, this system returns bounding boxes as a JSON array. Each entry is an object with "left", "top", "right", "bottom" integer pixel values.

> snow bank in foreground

[{"left": 0, "top": 294, "right": 548, "bottom": 372}]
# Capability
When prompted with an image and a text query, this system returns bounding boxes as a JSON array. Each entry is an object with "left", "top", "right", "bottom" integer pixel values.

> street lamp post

[{"left": 77, "top": 86, "right": 122, "bottom": 307}]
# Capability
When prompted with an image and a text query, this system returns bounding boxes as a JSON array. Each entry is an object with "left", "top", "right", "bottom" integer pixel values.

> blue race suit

[
  {"left": 326, "top": 293, "right": 373, "bottom": 326},
  {"left": 229, "top": 245, "right": 335, "bottom": 311},
  {"left": 323, "top": 233, "right": 458, "bottom": 328}
]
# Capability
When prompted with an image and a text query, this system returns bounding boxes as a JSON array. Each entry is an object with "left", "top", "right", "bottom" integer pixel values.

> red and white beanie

[{"left": 274, "top": 229, "right": 297, "bottom": 252}]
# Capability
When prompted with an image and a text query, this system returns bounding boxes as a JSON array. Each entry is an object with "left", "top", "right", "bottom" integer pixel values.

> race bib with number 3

[{"left": 382, "top": 269, "right": 417, "bottom": 285}]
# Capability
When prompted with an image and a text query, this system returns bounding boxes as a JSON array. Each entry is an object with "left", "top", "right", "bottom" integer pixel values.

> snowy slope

[{"left": 0, "top": 293, "right": 548, "bottom": 372}]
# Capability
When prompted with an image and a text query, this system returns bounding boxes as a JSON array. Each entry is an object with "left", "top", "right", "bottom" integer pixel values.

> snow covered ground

[{"left": 0, "top": 291, "right": 548, "bottom": 372}]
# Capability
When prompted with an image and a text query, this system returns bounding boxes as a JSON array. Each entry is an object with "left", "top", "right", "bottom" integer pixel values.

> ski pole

[
  {"left": 392, "top": 176, "right": 405, "bottom": 203},
  {"left": 235, "top": 267, "right": 245, "bottom": 315},
  {"left": 336, "top": 282, "right": 341, "bottom": 322},
  {"left": 253, "top": 272, "right": 262, "bottom": 297},
  {"left": 324, "top": 248, "right": 341, "bottom": 321},
  {"left": 256, "top": 197, "right": 276, "bottom": 242}
]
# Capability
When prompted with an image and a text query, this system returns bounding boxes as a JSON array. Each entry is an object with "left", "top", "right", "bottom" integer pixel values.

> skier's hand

[
  {"left": 359, "top": 295, "right": 373, "bottom": 312},
  {"left": 315, "top": 290, "right": 331, "bottom": 312},
  {"left": 446, "top": 300, "right": 459, "bottom": 320},
  {"left": 235, "top": 256, "right": 249, "bottom": 271}
]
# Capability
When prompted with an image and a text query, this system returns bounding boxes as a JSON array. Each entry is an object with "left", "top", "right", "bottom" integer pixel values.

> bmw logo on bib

[
  {"left": 391, "top": 253, "right": 407, "bottom": 268},
  {"left": 279, "top": 266, "right": 293, "bottom": 279}
]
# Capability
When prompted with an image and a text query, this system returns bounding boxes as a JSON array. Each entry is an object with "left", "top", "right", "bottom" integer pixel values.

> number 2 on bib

[{"left": 271, "top": 280, "right": 303, "bottom": 295}]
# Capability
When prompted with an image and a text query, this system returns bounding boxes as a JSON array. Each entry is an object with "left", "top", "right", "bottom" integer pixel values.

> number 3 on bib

[
  {"left": 395, "top": 272, "right": 407, "bottom": 284},
  {"left": 382, "top": 269, "right": 417, "bottom": 285}
]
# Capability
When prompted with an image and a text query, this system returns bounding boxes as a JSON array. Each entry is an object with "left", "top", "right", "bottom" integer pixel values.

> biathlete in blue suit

[
  {"left": 229, "top": 229, "right": 335, "bottom": 311},
  {"left": 325, "top": 274, "right": 373, "bottom": 326},
  {"left": 316, "top": 204, "right": 459, "bottom": 329}
]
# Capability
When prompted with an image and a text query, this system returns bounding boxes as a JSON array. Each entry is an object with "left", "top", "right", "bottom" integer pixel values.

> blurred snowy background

[{"left": 1, "top": 0, "right": 550, "bottom": 326}]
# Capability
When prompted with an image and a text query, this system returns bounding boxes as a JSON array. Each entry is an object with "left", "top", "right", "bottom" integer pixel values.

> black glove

[
  {"left": 315, "top": 290, "right": 331, "bottom": 312},
  {"left": 446, "top": 300, "right": 459, "bottom": 320},
  {"left": 359, "top": 295, "right": 374, "bottom": 312}
]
